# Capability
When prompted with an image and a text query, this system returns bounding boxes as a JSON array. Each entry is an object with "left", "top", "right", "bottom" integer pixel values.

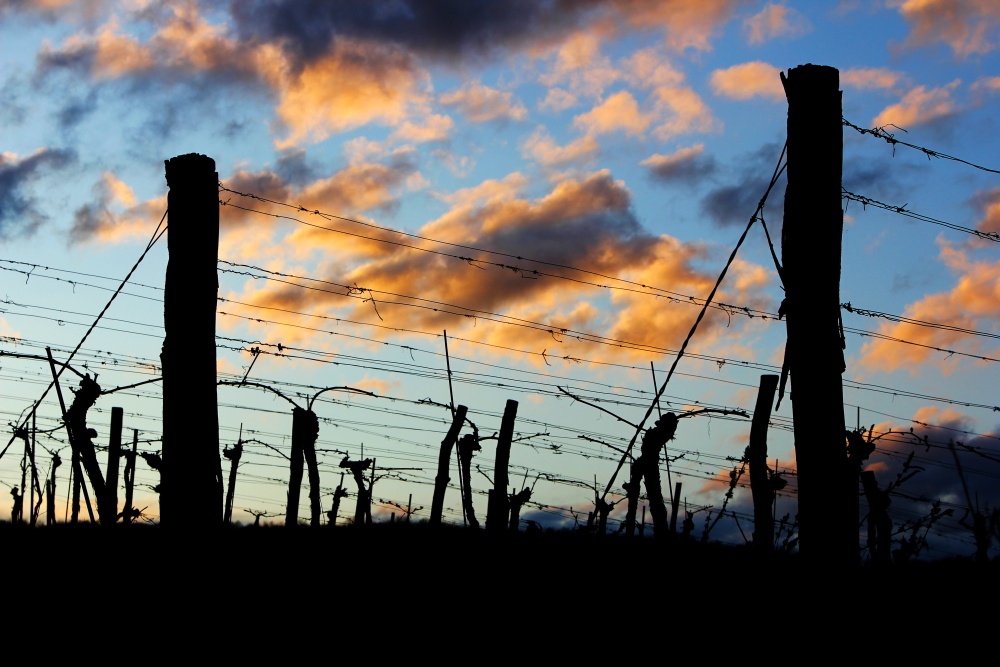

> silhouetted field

[{"left": 6, "top": 521, "right": 994, "bottom": 607}]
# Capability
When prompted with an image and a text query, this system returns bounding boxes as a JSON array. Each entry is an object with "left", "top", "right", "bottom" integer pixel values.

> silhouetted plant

[{"left": 893, "top": 500, "right": 954, "bottom": 563}]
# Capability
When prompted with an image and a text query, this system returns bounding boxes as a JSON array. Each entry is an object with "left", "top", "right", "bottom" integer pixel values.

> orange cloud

[
  {"left": 539, "top": 31, "right": 620, "bottom": 99},
  {"left": 539, "top": 88, "right": 579, "bottom": 112},
  {"left": 743, "top": 3, "right": 811, "bottom": 45},
  {"left": 871, "top": 80, "right": 960, "bottom": 128},
  {"left": 854, "top": 239, "right": 1000, "bottom": 374},
  {"left": 890, "top": 0, "right": 1000, "bottom": 58},
  {"left": 521, "top": 128, "right": 599, "bottom": 169},
  {"left": 439, "top": 81, "right": 528, "bottom": 123},
  {"left": 841, "top": 67, "right": 906, "bottom": 91},
  {"left": 390, "top": 114, "right": 454, "bottom": 143},
  {"left": 275, "top": 39, "right": 429, "bottom": 148},
  {"left": 611, "top": 0, "right": 745, "bottom": 52},
  {"left": 650, "top": 86, "right": 718, "bottom": 139},
  {"left": 641, "top": 144, "right": 705, "bottom": 172},
  {"left": 70, "top": 170, "right": 165, "bottom": 245},
  {"left": 573, "top": 91, "right": 653, "bottom": 136},
  {"left": 709, "top": 61, "right": 784, "bottom": 101},
  {"left": 971, "top": 188, "right": 1000, "bottom": 235},
  {"left": 39, "top": 6, "right": 431, "bottom": 150}
]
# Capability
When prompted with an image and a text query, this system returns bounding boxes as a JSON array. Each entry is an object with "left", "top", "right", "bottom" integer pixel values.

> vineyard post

[
  {"left": 161, "top": 153, "right": 223, "bottom": 527},
  {"left": 223, "top": 439, "right": 243, "bottom": 525},
  {"left": 486, "top": 399, "right": 517, "bottom": 533},
  {"left": 430, "top": 404, "right": 467, "bottom": 526},
  {"left": 285, "top": 413, "right": 305, "bottom": 527},
  {"left": 669, "top": 481, "right": 681, "bottom": 535},
  {"left": 106, "top": 407, "right": 123, "bottom": 525},
  {"left": 122, "top": 429, "right": 138, "bottom": 524},
  {"left": 780, "top": 64, "right": 853, "bottom": 565},
  {"left": 748, "top": 375, "right": 779, "bottom": 555}
]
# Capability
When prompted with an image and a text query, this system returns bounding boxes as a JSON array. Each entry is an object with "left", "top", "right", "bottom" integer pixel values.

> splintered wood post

[
  {"left": 122, "top": 429, "right": 138, "bottom": 524},
  {"left": 223, "top": 440, "right": 243, "bottom": 525},
  {"left": 161, "top": 153, "right": 223, "bottom": 528},
  {"left": 486, "top": 399, "right": 517, "bottom": 533},
  {"left": 780, "top": 64, "right": 852, "bottom": 565},
  {"left": 295, "top": 408, "right": 322, "bottom": 527},
  {"left": 623, "top": 462, "right": 641, "bottom": 537},
  {"left": 458, "top": 433, "right": 482, "bottom": 528},
  {"left": 860, "top": 471, "right": 892, "bottom": 565},
  {"left": 640, "top": 413, "right": 675, "bottom": 537},
  {"left": 748, "top": 375, "right": 779, "bottom": 554},
  {"left": 285, "top": 411, "right": 306, "bottom": 527},
  {"left": 670, "top": 482, "right": 681, "bottom": 535},
  {"left": 430, "top": 404, "right": 467, "bottom": 526},
  {"left": 46, "top": 450, "right": 60, "bottom": 525},
  {"left": 106, "top": 407, "right": 123, "bottom": 525}
]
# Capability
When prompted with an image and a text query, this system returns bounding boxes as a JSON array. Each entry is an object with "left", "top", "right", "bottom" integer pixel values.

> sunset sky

[{"left": 1, "top": 0, "right": 998, "bottom": 559}]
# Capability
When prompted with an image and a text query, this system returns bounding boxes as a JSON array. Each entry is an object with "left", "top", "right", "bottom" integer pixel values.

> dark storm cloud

[
  {"left": 0, "top": 148, "right": 76, "bottom": 239},
  {"left": 644, "top": 150, "right": 716, "bottom": 184},
  {"left": 274, "top": 149, "right": 318, "bottom": 187},
  {"left": 700, "top": 142, "right": 785, "bottom": 228},
  {"left": 0, "top": 74, "right": 28, "bottom": 125},
  {"left": 55, "top": 89, "right": 99, "bottom": 131},
  {"left": 226, "top": 0, "right": 598, "bottom": 68}
]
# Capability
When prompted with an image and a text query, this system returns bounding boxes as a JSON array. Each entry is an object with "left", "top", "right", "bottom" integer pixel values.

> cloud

[
  {"left": 439, "top": 82, "right": 527, "bottom": 124},
  {"left": 573, "top": 90, "right": 653, "bottom": 136},
  {"left": 970, "top": 187, "right": 1000, "bottom": 235},
  {"left": 871, "top": 80, "right": 961, "bottom": 129},
  {"left": 890, "top": 0, "right": 1000, "bottom": 58},
  {"left": 743, "top": 3, "right": 811, "bottom": 45},
  {"left": 641, "top": 144, "right": 716, "bottom": 183},
  {"left": 390, "top": 114, "right": 454, "bottom": 143},
  {"left": 539, "top": 88, "right": 579, "bottom": 112},
  {"left": 709, "top": 61, "right": 784, "bottom": 101},
  {"left": 841, "top": 67, "right": 906, "bottom": 91},
  {"left": 35, "top": 5, "right": 433, "bottom": 148},
  {"left": 227, "top": 0, "right": 744, "bottom": 69},
  {"left": 853, "top": 239, "right": 1000, "bottom": 373},
  {"left": 225, "top": 167, "right": 774, "bottom": 369},
  {"left": 700, "top": 143, "right": 785, "bottom": 228},
  {"left": 538, "top": 30, "right": 621, "bottom": 100},
  {"left": 0, "top": 147, "right": 75, "bottom": 239},
  {"left": 273, "top": 39, "right": 430, "bottom": 148},
  {"left": 521, "top": 127, "right": 599, "bottom": 169},
  {"left": 70, "top": 171, "right": 164, "bottom": 245},
  {"left": 609, "top": 0, "right": 747, "bottom": 52}
]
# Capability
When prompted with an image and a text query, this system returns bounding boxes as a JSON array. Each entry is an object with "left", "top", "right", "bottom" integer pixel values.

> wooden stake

[
  {"left": 780, "top": 64, "right": 852, "bottom": 564},
  {"left": 430, "top": 405, "right": 467, "bottom": 526},
  {"left": 161, "top": 153, "right": 222, "bottom": 527}
]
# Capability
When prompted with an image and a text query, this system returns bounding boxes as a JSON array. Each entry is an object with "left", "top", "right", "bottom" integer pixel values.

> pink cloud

[{"left": 709, "top": 61, "right": 785, "bottom": 101}]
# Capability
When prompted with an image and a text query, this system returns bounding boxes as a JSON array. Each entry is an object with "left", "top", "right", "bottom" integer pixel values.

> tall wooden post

[
  {"left": 106, "top": 407, "right": 122, "bottom": 525},
  {"left": 294, "top": 407, "right": 321, "bottom": 527},
  {"left": 748, "top": 375, "right": 779, "bottom": 554},
  {"left": 780, "top": 65, "right": 853, "bottom": 564},
  {"left": 430, "top": 405, "right": 467, "bottom": 526},
  {"left": 486, "top": 399, "right": 517, "bottom": 533},
  {"left": 161, "top": 153, "right": 222, "bottom": 527},
  {"left": 223, "top": 440, "right": 243, "bottom": 525},
  {"left": 122, "top": 429, "right": 138, "bottom": 524},
  {"left": 285, "top": 411, "right": 305, "bottom": 527}
]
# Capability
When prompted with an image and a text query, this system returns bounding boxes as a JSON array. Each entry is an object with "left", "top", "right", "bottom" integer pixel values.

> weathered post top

[{"left": 164, "top": 153, "right": 217, "bottom": 187}]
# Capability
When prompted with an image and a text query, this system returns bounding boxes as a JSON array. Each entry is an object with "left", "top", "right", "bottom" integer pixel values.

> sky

[{"left": 1, "top": 0, "right": 998, "bottom": 561}]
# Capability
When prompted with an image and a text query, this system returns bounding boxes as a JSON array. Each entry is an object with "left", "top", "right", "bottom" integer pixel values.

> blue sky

[{"left": 1, "top": 0, "right": 998, "bottom": 559}]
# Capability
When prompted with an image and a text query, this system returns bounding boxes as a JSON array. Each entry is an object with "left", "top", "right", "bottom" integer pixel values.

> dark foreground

[{"left": 8, "top": 521, "right": 994, "bottom": 581}]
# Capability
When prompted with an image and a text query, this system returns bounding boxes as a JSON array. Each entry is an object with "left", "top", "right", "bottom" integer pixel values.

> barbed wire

[
  {"left": 843, "top": 118, "right": 1000, "bottom": 175},
  {"left": 842, "top": 189, "right": 1000, "bottom": 243},
  {"left": 842, "top": 302, "right": 1000, "bottom": 341},
  {"left": 217, "top": 192, "right": 774, "bottom": 322}
]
